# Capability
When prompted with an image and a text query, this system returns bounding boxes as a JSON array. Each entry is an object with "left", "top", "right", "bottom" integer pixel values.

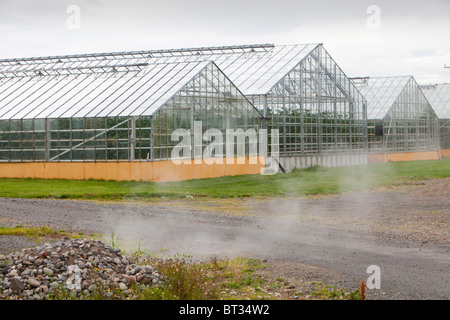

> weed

[
  {"left": 151, "top": 256, "right": 220, "bottom": 300},
  {"left": 311, "top": 283, "right": 362, "bottom": 300},
  {"left": 360, "top": 279, "right": 366, "bottom": 300},
  {"left": 0, "top": 225, "right": 57, "bottom": 237},
  {"left": 0, "top": 259, "right": 9, "bottom": 268},
  {"left": 128, "top": 244, "right": 150, "bottom": 264},
  {"left": 108, "top": 227, "right": 121, "bottom": 250}
]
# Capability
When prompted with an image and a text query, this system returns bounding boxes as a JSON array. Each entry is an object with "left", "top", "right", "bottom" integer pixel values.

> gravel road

[{"left": 1, "top": 178, "right": 449, "bottom": 300}]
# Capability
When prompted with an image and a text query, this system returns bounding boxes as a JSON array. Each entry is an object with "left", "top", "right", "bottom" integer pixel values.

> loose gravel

[{"left": 0, "top": 238, "right": 162, "bottom": 300}]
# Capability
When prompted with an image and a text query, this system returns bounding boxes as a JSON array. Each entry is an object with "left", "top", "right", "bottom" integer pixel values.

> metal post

[
  {"left": 363, "top": 102, "right": 368, "bottom": 152},
  {"left": 130, "top": 116, "right": 136, "bottom": 161},
  {"left": 348, "top": 80, "right": 353, "bottom": 152},
  {"left": 317, "top": 46, "right": 323, "bottom": 154},
  {"left": 333, "top": 64, "right": 338, "bottom": 153},
  {"left": 150, "top": 116, "right": 154, "bottom": 161},
  {"left": 45, "top": 119, "right": 51, "bottom": 161},
  {"left": 282, "top": 87, "right": 287, "bottom": 156},
  {"left": 299, "top": 64, "right": 305, "bottom": 155},
  {"left": 263, "top": 94, "right": 268, "bottom": 119}
]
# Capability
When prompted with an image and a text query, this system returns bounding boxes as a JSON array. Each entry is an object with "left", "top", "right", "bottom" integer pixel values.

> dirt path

[{"left": 1, "top": 178, "right": 449, "bottom": 299}]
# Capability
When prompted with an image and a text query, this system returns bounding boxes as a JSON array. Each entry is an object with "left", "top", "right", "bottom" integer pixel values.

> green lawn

[{"left": 0, "top": 159, "right": 449, "bottom": 200}]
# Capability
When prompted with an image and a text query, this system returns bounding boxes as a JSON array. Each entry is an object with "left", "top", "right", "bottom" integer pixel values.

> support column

[
  {"left": 316, "top": 46, "right": 323, "bottom": 154},
  {"left": 150, "top": 116, "right": 154, "bottom": 161},
  {"left": 130, "top": 117, "right": 136, "bottom": 161},
  {"left": 45, "top": 119, "right": 51, "bottom": 161},
  {"left": 299, "top": 65, "right": 305, "bottom": 155}
]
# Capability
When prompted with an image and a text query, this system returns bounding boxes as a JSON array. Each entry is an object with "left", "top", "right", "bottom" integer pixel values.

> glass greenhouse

[
  {"left": 0, "top": 44, "right": 369, "bottom": 172},
  {"left": 353, "top": 76, "right": 440, "bottom": 154},
  {"left": 420, "top": 83, "right": 450, "bottom": 150},
  {"left": 147, "top": 44, "right": 369, "bottom": 170},
  {"left": 0, "top": 57, "right": 262, "bottom": 163}
]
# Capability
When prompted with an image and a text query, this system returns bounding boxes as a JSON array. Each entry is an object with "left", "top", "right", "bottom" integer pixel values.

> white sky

[{"left": 1, "top": 0, "right": 449, "bottom": 84}]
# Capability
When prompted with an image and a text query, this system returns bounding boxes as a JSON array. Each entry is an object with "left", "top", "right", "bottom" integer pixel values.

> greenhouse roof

[
  {"left": 0, "top": 43, "right": 320, "bottom": 96},
  {"left": 175, "top": 43, "right": 320, "bottom": 95},
  {"left": 0, "top": 43, "right": 324, "bottom": 121},
  {"left": 352, "top": 76, "right": 412, "bottom": 119},
  {"left": 0, "top": 60, "right": 213, "bottom": 120},
  {"left": 420, "top": 83, "right": 450, "bottom": 119}
]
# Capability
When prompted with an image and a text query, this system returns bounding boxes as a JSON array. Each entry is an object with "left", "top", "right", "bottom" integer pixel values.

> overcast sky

[{"left": 1, "top": 0, "right": 449, "bottom": 84}]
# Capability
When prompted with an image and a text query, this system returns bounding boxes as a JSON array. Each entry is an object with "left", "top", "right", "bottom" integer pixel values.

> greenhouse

[
  {"left": 0, "top": 53, "right": 264, "bottom": 181},
  {"left": 140, "top": 43, "right": 369, "bottom": 170},
  {"left": 420, "top": 83, "right": 450, "bottom": 156},
  {"left": 0, "top": 43, "right": 369, "bottom": 180},
  {"left": 353, "top": 76, "right": 440, "bottom": 162}
]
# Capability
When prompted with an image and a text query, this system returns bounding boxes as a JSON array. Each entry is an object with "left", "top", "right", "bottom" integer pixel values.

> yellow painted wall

[
  {"left": 0, "top": 157, "right": 265, "bottom": 182},
  {"left": 368, "top": 151, "right": 440, "bottom": 163},
  {"left": 440, "top": 149, "right": 450, "bottom": 158}
]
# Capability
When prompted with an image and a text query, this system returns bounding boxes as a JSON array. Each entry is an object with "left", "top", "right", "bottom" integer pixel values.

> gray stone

[
  {"left": 43, "top": 267, "right": 54, "bottom": 277},
  {"left": 10, "top": 278, "right": 25, "bottom": 293},
  {"left": 22, "top": 269, "right": 31, "bottom": 276},
  {"left": 27, "top": 278, "right": 41, "bottom": 287}
]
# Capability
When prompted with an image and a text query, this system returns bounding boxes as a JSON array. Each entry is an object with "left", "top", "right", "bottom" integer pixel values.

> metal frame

[
  {"left": 248, "top": 45, "right": 367, "bottom": 157},
  {"left": 354, "top": 76, "right": 440, "bottom": 153},
  {"left": 0, "top": 60, "right": 261, "bottom": 162},
  {"left": 421, "top": 83, "right": 450, "bottom": 149},
  {"left": 0, "top": 44, "right": 275, "bottom": 66},
  {"left": 0, "top": 43, "right": 367, "bottom": 163}
]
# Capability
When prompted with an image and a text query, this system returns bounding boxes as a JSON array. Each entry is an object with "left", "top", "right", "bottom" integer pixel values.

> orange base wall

[
  {"left": 368, "top": 151, "right": 440, "bottom": 163},
  {"left": 441, "top": 149, "right": 450, "bottom": 158},
  {"left": 0, "top": 157, "right": 265, "bottom": 182}
]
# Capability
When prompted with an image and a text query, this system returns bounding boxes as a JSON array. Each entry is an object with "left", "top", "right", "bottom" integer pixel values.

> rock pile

[{"left": 0, "top": 238, "right": 162, "bottom": 300}]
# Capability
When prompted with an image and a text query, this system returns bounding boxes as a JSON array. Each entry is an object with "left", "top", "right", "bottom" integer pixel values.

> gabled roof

[
  {"left": 177, "top": 44, "right": 320, "bottom": 95},
  {"left": 420, "top": 83, "right": 450, "bottom": 119},
  {"left": 0, "top": 60, "right": 214, "bottom": 120},
  {"left": 352, "top": 76, "right": 413, "bottom": 119}
]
